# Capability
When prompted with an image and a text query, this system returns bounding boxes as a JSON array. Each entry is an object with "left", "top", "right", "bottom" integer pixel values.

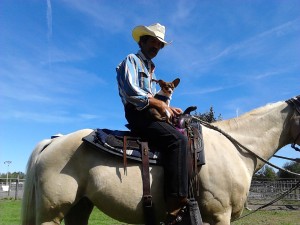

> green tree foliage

[
  {"left": 277, "top": 161, "right": 300, "bottom": 179},
  {"left": 193, "top": 106, "right": 222, "bottom": 123},
  {"left": 254, "top": 165, "right": 278, "bottom": 180},
  {"left": 0, "top": 172, "right": 26, "bottom": 179}
]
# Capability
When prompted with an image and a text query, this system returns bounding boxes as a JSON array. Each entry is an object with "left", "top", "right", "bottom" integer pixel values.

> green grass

[
  {"left": 232, "top": 209, "right": 300, "bottom": 225},
  {"left": 0, "top": 199, "right": 126, "bottom": 225},
  {"left": 1, "top": 199, "right": 300, "bottom": 225},
  {"left": 0, "top": 199, "right": 21, "bottom": 225}
]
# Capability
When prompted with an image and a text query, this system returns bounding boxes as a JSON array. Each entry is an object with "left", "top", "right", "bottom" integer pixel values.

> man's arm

[{"left": 116, "top": 55, "right": 150, "bottom": 110}]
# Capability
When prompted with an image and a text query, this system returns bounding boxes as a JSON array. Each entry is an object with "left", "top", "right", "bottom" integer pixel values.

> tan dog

[{"left": 148, "top": 78, "right": 180, "bottom": 123}]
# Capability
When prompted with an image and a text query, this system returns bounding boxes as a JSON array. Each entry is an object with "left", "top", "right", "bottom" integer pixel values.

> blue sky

[{"left": 0, "top": 0, "right": 299, "bottom": 173}]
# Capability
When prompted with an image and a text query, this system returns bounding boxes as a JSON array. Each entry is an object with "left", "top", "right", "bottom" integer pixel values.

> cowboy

[{"left": 116, "top": 23, "right": 189, "bottom": 224}]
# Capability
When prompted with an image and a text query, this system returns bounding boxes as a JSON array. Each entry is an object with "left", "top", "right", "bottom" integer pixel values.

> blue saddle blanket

[{"left": 82, "top": 128, "right": 161, "bottom": 164}]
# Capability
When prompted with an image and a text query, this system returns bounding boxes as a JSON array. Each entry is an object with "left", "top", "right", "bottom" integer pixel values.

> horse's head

[{"left": 286, "top": 95, "right": 300, "bottom": 150}]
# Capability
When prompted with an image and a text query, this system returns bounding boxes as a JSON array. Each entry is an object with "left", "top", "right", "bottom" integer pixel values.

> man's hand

[{"left": 170, "top": 107, "right": 183, "bottom": 116}]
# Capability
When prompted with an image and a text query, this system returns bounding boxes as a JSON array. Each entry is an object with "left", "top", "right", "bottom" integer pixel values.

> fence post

[
  {"left": 15, "top": 177, "right": 19, "bottom": 200},
  {"left": 8, "top": 179, "right": 11, "bottom": 197}
]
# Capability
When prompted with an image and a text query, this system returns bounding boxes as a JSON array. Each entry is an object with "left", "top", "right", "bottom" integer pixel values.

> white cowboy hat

[{"left": 132, "top": 23, "right": 171, "bottom": 46}]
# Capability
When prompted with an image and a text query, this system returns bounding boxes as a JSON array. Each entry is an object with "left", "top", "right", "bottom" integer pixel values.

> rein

[
  {"left": 273, "top": 154, "right": 300, "bottom": 163},
  {"left": 191, "top": 116, "right": 300, "bottom": 177}
]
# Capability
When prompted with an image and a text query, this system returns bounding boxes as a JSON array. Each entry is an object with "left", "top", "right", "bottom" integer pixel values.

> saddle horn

[{"left": 184, "top": 106, "right": 197, "bottom": 115}]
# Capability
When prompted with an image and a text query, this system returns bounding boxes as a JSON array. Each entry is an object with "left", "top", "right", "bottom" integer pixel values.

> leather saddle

[{"left": 82, "top": 110, "right": 205, "bottom": 167}]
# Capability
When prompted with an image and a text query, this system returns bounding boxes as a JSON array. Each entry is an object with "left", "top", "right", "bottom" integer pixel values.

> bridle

[{"left": 286, "top": 95, "right": 300, "bottom": 152}]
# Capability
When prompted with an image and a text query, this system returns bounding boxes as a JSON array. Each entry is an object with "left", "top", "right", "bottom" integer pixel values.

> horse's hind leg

[{"left": 64, "top": 197, "right": 94, "bottom": 225}]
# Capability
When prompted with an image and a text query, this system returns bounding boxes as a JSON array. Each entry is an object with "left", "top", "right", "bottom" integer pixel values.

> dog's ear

[
  {"left": 158, "top": 79, "right": 165, "bottom": 87},
  {"left": 172, "top": 78, "right": 180, "bottom": 88}
]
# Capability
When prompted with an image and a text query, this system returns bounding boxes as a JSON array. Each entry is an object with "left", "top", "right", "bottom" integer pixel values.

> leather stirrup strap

[
  {"left": 192, "top": 127, "right": 200, "bottom": 175},
  {"left": 192, "top": 138, "right": 197, "bottom": 174},
  {"left": 123, "top": 136, "right": 127, "bottom": 174},
  {"left": 140, "top": 141, "right": 156, "bottom": 225}
]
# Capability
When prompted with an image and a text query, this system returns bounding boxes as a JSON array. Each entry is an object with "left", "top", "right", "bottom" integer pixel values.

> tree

[
  {"left": 254, "top": 165, "right": 278, "bottom": 180},
  {"left": 0, "top": 171, "right": 26, "bottom": 179},
  {"left": 277, "top": 161, "right": 300, "bottom": 179},
  {"left": 193, "top": 106, "right": 222, "bottom": 123}
]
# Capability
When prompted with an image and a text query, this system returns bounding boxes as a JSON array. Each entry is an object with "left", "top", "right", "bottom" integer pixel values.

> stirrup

[{"left": 164, "top": 205, "right": 189, "bottom": 225}]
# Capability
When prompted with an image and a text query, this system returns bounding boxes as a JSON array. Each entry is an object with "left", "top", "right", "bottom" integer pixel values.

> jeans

[{"left": 125, "top": 104, "right": 188, "bottom": 197}]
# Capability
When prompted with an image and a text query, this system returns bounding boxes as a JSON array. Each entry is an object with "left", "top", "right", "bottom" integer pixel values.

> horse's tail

[{"left": 21, "top": 138, "right": 53, "bottom": 225}]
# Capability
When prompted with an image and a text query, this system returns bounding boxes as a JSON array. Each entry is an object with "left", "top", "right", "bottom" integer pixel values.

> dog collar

[{"left": 155, "top": 94, "right": 170, "bottom": 102}]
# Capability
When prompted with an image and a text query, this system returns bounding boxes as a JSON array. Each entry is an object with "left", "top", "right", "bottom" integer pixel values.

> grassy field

[
  {"left": 0, "top": 199, "right": 125, "bottom": 225},
  {"left": 1, "top": 199, "right": 299, "bottom": 225}
]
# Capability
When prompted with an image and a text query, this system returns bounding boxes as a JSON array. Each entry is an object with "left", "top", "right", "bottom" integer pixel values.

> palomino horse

[{"left": 22, "top": 96, "right": 300, "bottom": 225}]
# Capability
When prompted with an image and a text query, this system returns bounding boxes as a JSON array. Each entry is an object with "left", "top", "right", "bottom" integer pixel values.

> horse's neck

[{"left": 214, "top": 101, "right": 292, "bottom": 170}]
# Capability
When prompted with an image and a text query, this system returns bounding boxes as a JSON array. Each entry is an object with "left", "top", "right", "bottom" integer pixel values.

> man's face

[{"left": 140, "top": 36, "right": 164, "bottom": 59}]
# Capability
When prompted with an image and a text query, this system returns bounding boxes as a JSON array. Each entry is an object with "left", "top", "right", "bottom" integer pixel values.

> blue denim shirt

[{"left": 116, "top": 51, "right": 157, "bottom": 110}]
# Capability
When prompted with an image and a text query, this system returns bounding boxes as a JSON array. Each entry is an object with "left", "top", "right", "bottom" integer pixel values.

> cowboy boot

[{"left": 164, "top": 197, "right": 190, "bottom": 225}]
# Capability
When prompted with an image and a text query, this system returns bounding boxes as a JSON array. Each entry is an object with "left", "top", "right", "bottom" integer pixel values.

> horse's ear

[{"left": 173, "top": 78, "right": 180, "bottom": 87}]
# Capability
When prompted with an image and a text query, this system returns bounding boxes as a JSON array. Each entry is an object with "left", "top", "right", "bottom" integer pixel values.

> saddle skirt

[{"left": 82, "top": 118, "right": 205, "bottom": 166}]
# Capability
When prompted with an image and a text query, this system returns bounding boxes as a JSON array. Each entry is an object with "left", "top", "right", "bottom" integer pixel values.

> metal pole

[
  {"left": 15, "top": 175, "right": 19, "bottom": 200},
  {"left": 4, "top": 161, "right": 12, "bottom": 186}
]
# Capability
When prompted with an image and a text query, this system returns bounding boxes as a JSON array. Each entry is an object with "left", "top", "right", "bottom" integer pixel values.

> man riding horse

[{"left": 116, "top": 23, "right": 191, "bottom": 224}]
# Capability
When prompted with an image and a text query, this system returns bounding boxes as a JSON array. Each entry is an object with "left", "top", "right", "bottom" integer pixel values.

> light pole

[{"left": 4, "top": 161, "right": 12, "bottom": 185}]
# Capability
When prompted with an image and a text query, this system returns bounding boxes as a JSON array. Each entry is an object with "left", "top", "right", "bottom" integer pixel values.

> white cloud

[
  {"left": 0, "top": 110, "right": 103, "bottom": 124},
  {"left": 180, "top": 83, "right": 242, "bottom": 96},
  {"left": 61, "top": 0, "right": 129, "bottom": 32},
  {"left": 0, "top": 56, "right": 106, "bottom": 105},
  {"left": 47, "top": 0, "right": 52, "bottom": 40},
  {"left": 208, "top": 18, "right": 300, "bottom": 62},
  {"left": 168, "top": 17, "right": 300, "bottom": 77}
]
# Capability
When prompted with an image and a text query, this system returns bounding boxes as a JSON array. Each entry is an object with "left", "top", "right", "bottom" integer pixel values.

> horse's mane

[
  {"left": 213, "top": 101, "right": 286, "bottom": 132},
  {"left": 211, "top": 100, "right": 291, "bottom": 173}
]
